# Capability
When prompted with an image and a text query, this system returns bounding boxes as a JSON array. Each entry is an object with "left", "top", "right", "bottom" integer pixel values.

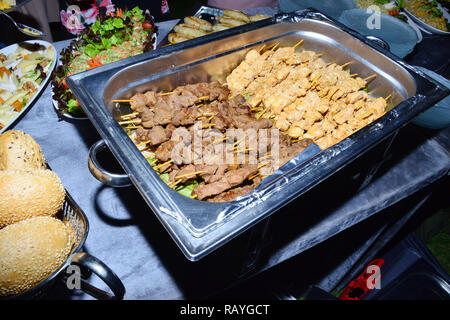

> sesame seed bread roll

[
  {"left": 0, "top": 169, "right": 66, "bottom": 228},
  {"left": 184, "top": 16, "right": 213, "bottom": 32},
  {"left": 223, "top": 9, "right": 250, "bottom": 23},
  {"left": 0, "top": 130, "right": 46, "bottom": 170},
  {"left": 0, "top": 216, "right": 75, "bottom": 296}
]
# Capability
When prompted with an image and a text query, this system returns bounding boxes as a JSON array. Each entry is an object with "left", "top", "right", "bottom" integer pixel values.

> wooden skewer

[
  {"left": 153, "top": 159, "right": 173, "bottom": 170},
  {"left": 124, "top": 125, "right": 141, "bottom": 130},
  {"left": 120, "top": 112, "right": 139, "bottom": 119},
  {"left": 271, "top": 42, "right": 279, "bottom": 51},
  {"left": 341, "top": 61, "right": 352, "bottom": 69},
  {"left": 315, "top": 53, "right": 323, "bottom": 58},
  {"left": 350, "top": 73, "right": 358, "bottom": 77},
  {"left": 197, "top": 95, "right": 210, "bottom": 101},
  {"left": 233, "top": 137, "right": 245, "bottom": 147},
  {"left": 148, "top": 158, "right": 158, "bottom": 166},
  {"left": 168, "top": 179, "right": 182, "bottom": 188},
  {"left": 258, "top": 154, "right": 272, "bottom": 161},
  {"left": 136, "top": 140, "right": 151, "bottom": 148},
  {"left": 256, "top": 107, "right": 268, "bottom": 120},
  {"left": 258, "top": 44, "right": 266, "bottom": 53},
  {"left": 292, "top": 39, "right": 304, "bottom": 49},
  {"left": 202, "top": 123, "right": 215, "bottom": 128},
  {"left": 113, "top": 99, "right": 132, "bottom": 103},
  {"left": 119, "top": 119, "right": 141, "bottom": 125},
  {"left": 190, "top": 194, "right": 197, "bottom": 199},
  {"left": 234, "top": 148, "right": 253, "bottom": 154},
  {"left": 248, "top": 172, "right": 260, "bottom": 180},
  {"left": 213, "top": 136, "right": 229, "bottom": 144},
  {"left": 364, "top": 74, "right": 377, "bottom": 82},
  {"left": 257, "top": 162, "right": 270, "bottom": 169},
  {"left": 159, "top": 91, "right": 174, "bottom": 96},
  {"left": 385, "top": 93, "right": 392, "bottom": 101},
  {"left": 175, "top": 170, "right": 204, "bottom": 180}
]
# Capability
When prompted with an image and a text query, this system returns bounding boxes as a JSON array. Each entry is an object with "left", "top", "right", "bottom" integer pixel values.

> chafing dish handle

[
  {"left": 88, "top": 140, "right": 132, "bottom": 187},
  {"left": 70, "top": 252, "right": 126, "bottom": 300}
]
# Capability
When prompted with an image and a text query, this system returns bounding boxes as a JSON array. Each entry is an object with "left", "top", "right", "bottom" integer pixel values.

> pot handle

[
  {"left": 88, "top": 140, "right": 132, "bottom": 187},
  {"left": 365, "top": 35, "right": 390, "bottom": 52},
  {"left": 67, "top": 252, "right": 126, "bottom": 300}
]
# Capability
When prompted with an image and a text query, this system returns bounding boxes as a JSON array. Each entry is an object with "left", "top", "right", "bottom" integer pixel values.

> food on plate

[
  {"left": 0, "top": 0, "right": 15, "bottom": 10},
  {"left": 116, "top": 81, "right": 313, "bottom": 202},
  {"left": 249, "top": 14, "right": 271, "bottom": 22},
  {"left": 404, "top": 0, "right": 449, "bottom": 31},
  {"left": 173, "top": 23, "right": 209, "bottom": 39},
  {"left": 0, "top": 216, "right": 75, "bottom": 296},
  {"left": 168, "top": 32, "right": 190, "bottom": 44},
  {"left": 223, "top": 9, "right": 251, "bottom": 23},
  {"left": 184, "top": 16, "right": 213, "bottom": 32},
  {"left": 217, "top": 16, "right": 247, "bottom": 27},
  {"left": 167, "top": 11, "right": 270, "bottom": 44},
  {"left": 51, "top": 6, "right": 158, "bottom": 118},
  {"left": 212, "top": 23, "right": 231, "bottom": 32},
  {"left": 0, "top": 130, "right": 46, "bottom": 170},
  {"left": 0, "top": 42, "right": 54, "bottom": 130},
  {"left": 0, "top": 169, "right": 66, "bottom": 227},
  {"left": 226, "top": 43, "right": 389, "bottom": 150}
]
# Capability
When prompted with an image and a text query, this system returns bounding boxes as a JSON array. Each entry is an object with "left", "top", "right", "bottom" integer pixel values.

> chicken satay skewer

[{"left": 363, "top": 74, "right": 377, "bottom": 81}]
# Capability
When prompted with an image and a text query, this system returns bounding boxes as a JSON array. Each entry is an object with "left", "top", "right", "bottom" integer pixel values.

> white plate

[
  {"left": 0, "top": 40, "right": 56, "bottom": 134},
  {"left": 400, "top": 0, "right": 450, "bottom": 35}
]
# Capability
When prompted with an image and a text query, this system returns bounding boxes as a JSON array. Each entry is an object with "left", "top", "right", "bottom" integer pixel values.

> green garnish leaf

[{"left": 84, "top": 44, "right": 99, "bottom": 58}]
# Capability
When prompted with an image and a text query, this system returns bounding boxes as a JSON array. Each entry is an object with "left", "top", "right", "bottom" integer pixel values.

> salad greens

[{"left": 51, "top": 6, "right": 158, "bottom": 118}]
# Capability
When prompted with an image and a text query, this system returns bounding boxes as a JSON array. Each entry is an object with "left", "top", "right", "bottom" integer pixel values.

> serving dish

[
  {"left": 0, "top": 40, "right": 56, "bottom": 134},
  {"left": 401, "top": 0, "right": 450, "bottom": 35},
  {"left": 67, "top": 9, "right": 449, "bottom": 261}
]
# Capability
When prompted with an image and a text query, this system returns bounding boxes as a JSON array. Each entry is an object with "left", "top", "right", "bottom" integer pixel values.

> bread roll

[
  {"left": 0, "top": 169, "right": 66, "bottom": 227},
  {"left": 168, "top": 33, "right": 190, "bottom": 44},
  {"left": 0, "top": 216, "right": 74, "bottom": 296},
  {"left": 173, "top": 24, "right": 208, "bottom": 39},
  {"left": 249, "top": 14, "right": 271, "bottom": 22},
  {"left": 217, "top": 16, "right": 246, "bottom": 27},
  {"left": 223, "top": 9, "right": 250, "bottom": 23},
  {"left": 0, "top": 130, "right": 46, "bottom": 170},
  {"left": 184, "top": 16, "right": 213, "bottom": 32}
]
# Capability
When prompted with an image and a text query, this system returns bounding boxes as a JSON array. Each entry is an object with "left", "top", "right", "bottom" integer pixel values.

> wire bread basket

[{"left": 2, "top": 190, "right": 125, "bottom": 300}]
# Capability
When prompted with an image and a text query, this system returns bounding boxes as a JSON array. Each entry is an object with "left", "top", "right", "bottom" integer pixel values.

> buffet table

[{"left": 11, "top": 19, "right": 450, "bottom": 300}]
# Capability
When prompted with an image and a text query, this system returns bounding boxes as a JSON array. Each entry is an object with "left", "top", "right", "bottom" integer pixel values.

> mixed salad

[
  {"left": 52, "top": 7, "right": 158, "bottom": 117},
  {"left": 0, "top": 42, "right": 55, "bottom": 130}
]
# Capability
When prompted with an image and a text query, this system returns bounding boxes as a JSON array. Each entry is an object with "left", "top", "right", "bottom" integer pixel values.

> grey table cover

[{"left": 10, "top": 19, "right": 450, "bottom": 300}]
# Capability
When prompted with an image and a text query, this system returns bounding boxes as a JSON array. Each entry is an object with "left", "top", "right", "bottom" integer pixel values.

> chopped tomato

[{"left": 142, "top": 21, "right": 153, "bottom": 31}]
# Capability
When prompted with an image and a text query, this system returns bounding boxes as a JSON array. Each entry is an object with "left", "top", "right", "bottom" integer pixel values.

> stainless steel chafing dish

[{"left": 67, "top": 10, "right": 449, "bottom": 261}]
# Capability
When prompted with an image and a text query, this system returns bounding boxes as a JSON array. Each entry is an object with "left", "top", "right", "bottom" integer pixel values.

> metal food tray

[
  {"left": 67, "top": 9, "right": 449, "bottom": 261},
  {"left": 158, "top": 5, "right": 271, "bottom": 47}
]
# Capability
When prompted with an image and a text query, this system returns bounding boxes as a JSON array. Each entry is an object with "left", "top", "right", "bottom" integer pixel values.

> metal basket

[{"left": 1, "top": 190, "right": 125, "bottom": 300}]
